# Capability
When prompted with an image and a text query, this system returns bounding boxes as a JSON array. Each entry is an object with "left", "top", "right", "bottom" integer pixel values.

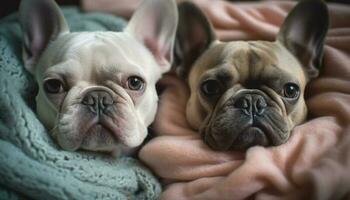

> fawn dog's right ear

[{"left": 175, "top": 2, "right": 216, "bottom": 78}]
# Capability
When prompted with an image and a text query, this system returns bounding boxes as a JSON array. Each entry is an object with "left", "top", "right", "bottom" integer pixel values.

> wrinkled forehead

[
  {"left": 190, "top": 41, "right": 306, "bottom": 86},
  {"left": 38, "top": 32, "right": 160, "bottom": 81}
]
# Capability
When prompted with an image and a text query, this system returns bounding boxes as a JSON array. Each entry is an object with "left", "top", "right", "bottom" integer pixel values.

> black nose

[
  {"left": 234, "top": 94, "right": 267, "bottom": 115},
  {"left": 81, "top": 90, "right": 114, "bottom": 113}
]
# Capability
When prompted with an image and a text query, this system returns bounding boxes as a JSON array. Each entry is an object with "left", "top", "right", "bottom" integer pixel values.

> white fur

[{"left": 19, "top": 0, "right": 178, "bottom": 153}]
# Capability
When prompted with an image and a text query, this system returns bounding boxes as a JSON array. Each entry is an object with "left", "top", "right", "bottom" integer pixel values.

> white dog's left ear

[{"left": 125, "top": 0, "right": 178, "bottom": 73}]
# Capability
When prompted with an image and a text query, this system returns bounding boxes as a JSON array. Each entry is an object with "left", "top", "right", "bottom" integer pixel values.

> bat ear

[
  {"left": 125, "top": 0, "right": 178, "bottom": 74},
  {"left": 175, "top": 2, "right": 216, "bottom": 78},
  {"left": 277, "top": 0, "right": 329, "bottom": 80},
  {"left": 19, "top": 0, "right": 69, "bottom": 74}
]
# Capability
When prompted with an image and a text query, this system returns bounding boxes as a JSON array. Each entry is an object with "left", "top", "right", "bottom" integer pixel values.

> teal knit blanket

[{"left": 0, "top": 7, "right": 161, "bottom": 200}]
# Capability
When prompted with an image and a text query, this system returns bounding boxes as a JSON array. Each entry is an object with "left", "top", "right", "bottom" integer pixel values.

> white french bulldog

[{"left": 19, "top": 0, "right": 178, "bottom": 154}]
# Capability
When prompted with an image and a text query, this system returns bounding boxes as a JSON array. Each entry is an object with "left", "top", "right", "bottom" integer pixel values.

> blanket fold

[
  {"left": 0, "top": 7, "right": 161, "bottom": 200},
  {"left": 139, "top": 1, "right": 350, "bottom": 200}
]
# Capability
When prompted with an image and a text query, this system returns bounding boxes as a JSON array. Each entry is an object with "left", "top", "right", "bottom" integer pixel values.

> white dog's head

[{"left": 19, "top": 0, "right": 178, "bottom": 153}]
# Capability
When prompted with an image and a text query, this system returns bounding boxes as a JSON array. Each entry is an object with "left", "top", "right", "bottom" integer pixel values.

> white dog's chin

[
  {"left": 80, "top": 122, "right": 147, "bottom": 153},
  {"left": 56, "top": 116, "right": 147, "bottom": 153},
  {"left": 80, "top": 124, "right": 119, "bottom": 151},
  {"left": 53, "top": 92, "right": 148, "bottom": 154}
]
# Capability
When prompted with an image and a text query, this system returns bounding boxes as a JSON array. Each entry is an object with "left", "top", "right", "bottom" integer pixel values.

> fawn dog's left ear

[{"left": 277, "top": 0, "right": 329, "bottom": 80}]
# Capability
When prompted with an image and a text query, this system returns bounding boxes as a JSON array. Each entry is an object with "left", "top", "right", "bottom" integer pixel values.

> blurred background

[{"left": 1, "top": 0, "right": 349, "bottom": 19}]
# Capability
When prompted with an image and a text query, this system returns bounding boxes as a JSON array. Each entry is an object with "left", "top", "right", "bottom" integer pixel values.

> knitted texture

[{"left": 0, "top": 7, "right": 161, "bottom": 200}]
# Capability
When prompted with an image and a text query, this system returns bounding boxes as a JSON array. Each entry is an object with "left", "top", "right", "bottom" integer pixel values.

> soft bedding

[{"left": 139, "top": 1, "right": 350, "bottom": 200}]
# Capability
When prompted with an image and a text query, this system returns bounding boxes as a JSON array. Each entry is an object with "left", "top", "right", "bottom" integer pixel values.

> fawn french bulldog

[
  {"left": 19, "top": 0, "right": 178, "bottom": 153},
  {"left": 175, "top": 0, "right": 329, "bottom": 150}
]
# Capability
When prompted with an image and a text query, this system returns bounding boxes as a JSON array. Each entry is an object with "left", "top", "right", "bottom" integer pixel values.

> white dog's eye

[
  {"left": 43, "top": 79, "right": 64, "bottom": 94},
  {"left": 127, "top": 76, "right": 145, "bottom": 91},
  {"left": 283, "top": 83, "right": 300, "bottom": 99}
]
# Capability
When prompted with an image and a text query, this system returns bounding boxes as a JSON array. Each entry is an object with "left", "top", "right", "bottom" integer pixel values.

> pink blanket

[{"left": 139, "top": 1, "right": 350, "bottom": 200}]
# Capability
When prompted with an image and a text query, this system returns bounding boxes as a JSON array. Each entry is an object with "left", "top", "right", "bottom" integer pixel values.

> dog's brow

[
  {"left": 248, "top": 49, "right": 260, "bottom": 67},
  {"left": 46, "top": 64, "right": 77, "bottom": 80},
  {"left": 248, "top": 42, "right": 278, "bottom": 63},
  {"left": 216, "top": 70, "right": 232, "bottom": 82},
  {"left": 54, "top": 71, "right": 75, "bottom": 85}
]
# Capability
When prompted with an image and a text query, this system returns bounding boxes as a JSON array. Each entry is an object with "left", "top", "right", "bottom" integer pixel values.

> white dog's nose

[{"left": 81, "top": 90, "right": 114, "bottom": 114}]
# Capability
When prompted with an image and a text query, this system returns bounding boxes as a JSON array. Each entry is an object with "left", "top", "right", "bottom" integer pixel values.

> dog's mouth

[
  {"left": 230, "top": 126, "right": 269, "bottom": 149},
  {"left": 204, "top": 124, "right": 273, "bottom": 151},
  {"left": 85, "top": 123, "right": 115, "bottom": 140},
  {"left": 202, "top": 108, "right": 290, "bottom": 151},
  {"left": 78, "top": 119, "right": 122, "bottom": 151},
  {"left": 56, "top": 116, "right": 122, "bottom": 152},
  {"left": 229, "top": 120, "right": 288, "bottom": 150}
]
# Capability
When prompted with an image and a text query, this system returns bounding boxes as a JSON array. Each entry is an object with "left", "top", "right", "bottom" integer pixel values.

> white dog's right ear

[
  {"left": 19, "top": 0, "right": 69, "bottom": 74},
  {"left": 125, "top": 0, "right": 178, "bottom": 73}
]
